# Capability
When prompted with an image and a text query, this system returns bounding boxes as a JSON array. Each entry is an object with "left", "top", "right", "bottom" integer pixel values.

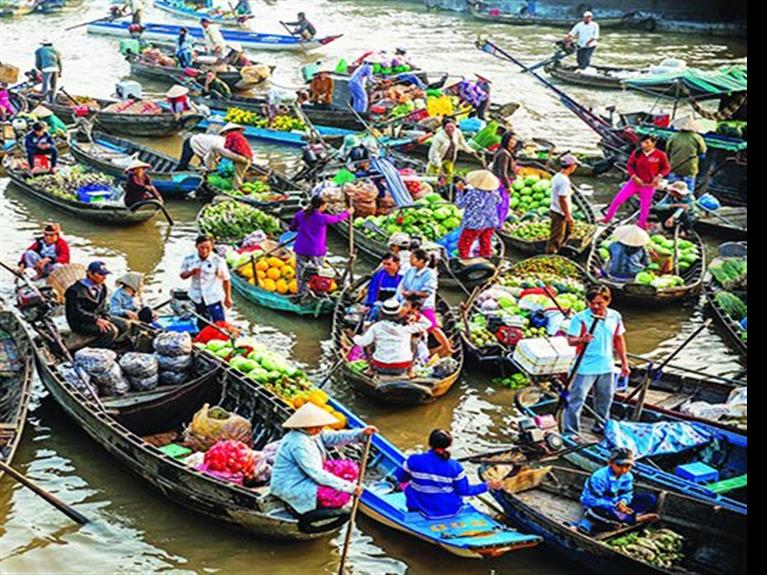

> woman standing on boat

[
  {"left": 289, "top": 195, "right": 352, "bottom": 296},
  {"left": 455, "top": 170, "right": 501, "bottom": 259},
  {"left": 270, "top": 403, "right": 376, "bottom": 515},
  {"left": 175, "top": 27, "right": 194, "bottom": 69},
  {"left": 397, "top": 429, "right": 501, "bottom": 519},
  {"left": 490, "top": 131, "right": 517, "bottom": 229}
]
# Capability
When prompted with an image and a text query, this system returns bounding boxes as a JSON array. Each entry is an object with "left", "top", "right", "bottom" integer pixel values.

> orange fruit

[{"left": 267, "top": 267, "right": 281, "bottom": 281}]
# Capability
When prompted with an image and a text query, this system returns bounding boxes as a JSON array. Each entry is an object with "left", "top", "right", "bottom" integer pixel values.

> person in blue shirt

[
  {"left": 397, "top": 429, "right": 501, "bottom": 519},
  {"left": 349, "top": 61, "right": 374, "bottom": 113},
  {"left": 175, "top": 27, "right": 194, "bottom": 69},
  {"left": 653, "top": 180, "right": 697, "bottom": 232},
  {"left": 565, "top": 286, "right": 630, "bottom": 435},
  {"left": 365, "top": 253, "right": 402, "bottom": 320},
  {"left": 606, "top": 224, "right": 652, "bottom": 281},
  {"left": 580, "top": 448, "right": 658, "bottom": 531},
  {"left": 24, "top": 122, "right": 58, "bottom": 172}
]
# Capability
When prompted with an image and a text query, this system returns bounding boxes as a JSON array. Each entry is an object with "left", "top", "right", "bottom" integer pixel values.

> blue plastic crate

[
  {"left": 675, "top": 462, "right": 719, "bottom": 484},
  {"left": 155, "top": 316, "right": 198, "bottom": 334}
]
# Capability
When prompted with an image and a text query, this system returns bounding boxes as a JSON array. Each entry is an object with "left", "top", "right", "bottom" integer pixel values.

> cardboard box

[{"left": 512, "top": 336, "right": 575, "bottom": 375}]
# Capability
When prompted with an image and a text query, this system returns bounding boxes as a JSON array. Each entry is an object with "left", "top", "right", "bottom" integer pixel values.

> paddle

[
  {"left": 0, "top": 461, "right": 90, "bottom": 525},
  {"left": 279, "top": 21, "right": 309, "bottom": 52},
  {"left": 64, "top": 13, "right": 116, "bottom": 32},
  {"left": 631, "top": 318, "right": 712, "bottom": 420},
  {"left": 522, "top": 41, "right": 576, "bottom": 73},
  {"left": 346, "top": 193, "right": 356, "bottom": 284},
  {"left": 129, "top": 199, "right": 175, "bottom": 226},
  {"left": 337, "top": 433, "right": 373, "bottom": 575},
  {"left": 672, "top": 223, "right": 680, "bottom": 276},
  {"left": 626, "top": 352, "right": 746, "bottom": 387}
]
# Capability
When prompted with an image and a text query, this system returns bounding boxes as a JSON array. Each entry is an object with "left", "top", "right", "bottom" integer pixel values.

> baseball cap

[{"left": 87, "top": 261, "right": 111, "bottom": 276}]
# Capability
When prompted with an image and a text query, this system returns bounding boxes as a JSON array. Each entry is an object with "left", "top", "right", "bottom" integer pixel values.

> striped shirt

[
  {"left": 456, "top": 80, "right": 489, "bottom": 108},
  {"left": 396, "top": 450, "right": 487, "bottom": 518}
]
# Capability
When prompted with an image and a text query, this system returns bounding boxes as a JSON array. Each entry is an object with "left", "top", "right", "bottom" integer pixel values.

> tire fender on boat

[{"left": 297, "top": 508, "right": 350, "bottom": 534}]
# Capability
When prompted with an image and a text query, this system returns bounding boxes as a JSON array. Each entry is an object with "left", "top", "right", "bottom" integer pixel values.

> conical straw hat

[
  {"left": 166, "top": 85, "right": 190, "bottom": 98},
  {"left": 614, "top": 224, "right": 650, "bottom": 247},
  {"left": 124, "top": 158, "right": 151, "bottom": 172},
  {"left": 672, "top": 115, "right": 698, "bottom": 131},
  {"left": 466, "top": 169, "right": 500, "bottom": 191},
  {"left": 282, "top": 403, "right": 338, "bottom": 429}
]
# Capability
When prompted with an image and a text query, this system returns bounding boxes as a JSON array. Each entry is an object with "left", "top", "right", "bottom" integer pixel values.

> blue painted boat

[
  {"left": 522, "top": 395, "right": 747, "bottom": 515},
  {"left": 197, "top": 111, "right": 354, "bottom": 147},
  {"left": 230, "top": 271, "right": 336, "bottom": 317},
  {"left": 87, "top": 19, "right": 343, "bottom": 52},
  {"left": 153, "top": 0, "right": 244, "bottom": 27},
  {"left": 330, "top": 399, "right": 543, "bottom": 558},
  {"left": 68, "top": 130, "right": 203, "bottom": 199}
]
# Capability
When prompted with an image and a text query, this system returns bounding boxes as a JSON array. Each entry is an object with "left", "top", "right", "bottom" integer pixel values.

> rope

[{"left": 687, "top": 91, "right": 746, "bottom": 121}]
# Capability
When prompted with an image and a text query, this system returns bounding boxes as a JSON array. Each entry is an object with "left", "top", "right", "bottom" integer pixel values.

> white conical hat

[
  {"left": 166, "top": 85, "right": 190, "bottom": 98},
  {"left": 282, "top": 403, "right": 338, "bottom": 429},
  {"left": 466, "top": 169, "right": 500, "bottom": 191},
  {"left": 124, "top": 158, "right": 151, "bottom": 172},
  {"left": 614, "top": 224, "right": 651, "bottom": 247},
  {"left": 672, "top": 115, "right": 698, "bottom": 131},
  {"left": 219, "top": 122, "right": 243, "bottom": 134}
]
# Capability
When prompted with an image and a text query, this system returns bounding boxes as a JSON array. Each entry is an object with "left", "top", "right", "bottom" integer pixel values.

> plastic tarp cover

[
  {"left": 602, "top": 419, "right": 712, "bottom": 460},
  {"left": 623, "top": 66, "right": 747, "bottom": 99},
  {"left": 370, "top": 156, "right": 413, "bottom": 207}
]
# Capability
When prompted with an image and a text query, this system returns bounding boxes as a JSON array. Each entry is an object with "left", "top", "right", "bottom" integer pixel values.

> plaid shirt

[{"left": 456, "top": 80, "right": 488, "bottom": 107}]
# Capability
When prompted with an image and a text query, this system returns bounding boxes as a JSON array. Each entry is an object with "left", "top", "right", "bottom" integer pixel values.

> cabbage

[{"left": 635, "top": 271, "right": 655, "bottom": 285}]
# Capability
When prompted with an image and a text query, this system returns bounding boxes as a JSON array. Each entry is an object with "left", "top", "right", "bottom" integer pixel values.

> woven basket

[{"left": 47, "top": 264, "right": 86, "bottom": 303}]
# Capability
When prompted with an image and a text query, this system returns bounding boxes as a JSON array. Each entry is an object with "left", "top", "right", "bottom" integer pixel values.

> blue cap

[{"left": 87, "top": 261, "right": 111, "bottom": 276}]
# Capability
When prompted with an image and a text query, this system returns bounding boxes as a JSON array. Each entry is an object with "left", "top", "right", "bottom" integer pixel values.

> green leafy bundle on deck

[
  {"left": 28, "top": 165, "right": 115, "bottom": 201},
  {"left": 715, "top": 291, "right": 746, "bottom": 320},
  {"left": 607, "top": 527, "right": 685, "bottom": 570},
  {"left": 709, "top": 258, "right": 747, "bottom": 290},
  {"left": 198, "top": 201, "right": 281, "bottom": 243}
]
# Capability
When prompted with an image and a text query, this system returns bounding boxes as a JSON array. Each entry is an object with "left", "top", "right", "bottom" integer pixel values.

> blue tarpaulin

[
  {"left": 371, "top": 156, "right": 413, "bottom": 207},
  {"left": 603, "top": 419, "right": 712, "bottom": 460}
]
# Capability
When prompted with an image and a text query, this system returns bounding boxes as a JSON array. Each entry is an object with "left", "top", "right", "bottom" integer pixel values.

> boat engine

[{"left": 513, "top": 417, "right": 564, "bottom": 457}]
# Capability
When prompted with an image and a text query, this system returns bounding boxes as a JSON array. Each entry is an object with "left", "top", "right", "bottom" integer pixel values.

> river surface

[{"left": 0, "top": 1, "right": 746, "bottom": 574}]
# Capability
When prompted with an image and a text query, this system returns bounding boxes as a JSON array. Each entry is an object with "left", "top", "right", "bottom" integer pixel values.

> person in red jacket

[
  {"left": 220, "top": 122, "right": 252, "bottom": 189},
  {"left": 601, "top": 135, "right": 670, "bottom": 229},
  {"left": 19, "top": 222, "right": 70, "bottom": 279}
]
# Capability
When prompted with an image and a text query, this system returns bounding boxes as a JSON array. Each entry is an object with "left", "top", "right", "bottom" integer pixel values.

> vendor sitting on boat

[
  {"left": 364, "top": 253, "right": 403, "bottom": 320},
  {"left": 653, "top": 180, "right": 697, "bottom": 233},
  {"left": 175, "top": 27, "right": 194, "bottom": 68},
  {"left": 65, "top": 261, "right": 131, "bottom": 349},
  {"left": 200, "top": 17, "right": 226, "bottom": 55},
  {"left": 123, "top": 159, "right": 164, "bottom": 208},
  {"left": 353, "top": 298, "right": 432, "bottom": 376},
  {"left": 308, "top": 69, "right": 334, "bottom": 107},
  {"left": 397, "top": 429, "right": 502, "bottom": 519},
  {"left": 24, "top": 122, "right": 58, "bottom": 173},
  {"left": 579, "top": 447, "right": 659, "bottom": 533},
  {"left": 202, "top": 70, "right": 232, "bottom": 99},
  {"left": 606, "top": 225, "right": 652, "bottom": 280},
  {"left": 166, "top": 85, "right": 193, "bottom": 119},
  {"left": 110, "top": 272, "right": 156, "bottom": 322},
  {"left": 19, "top": 222, "right": 70, "bottom": 280},
  {"left": 269, "top": 403, "right": 376, "bottom": 516},
  {"left": 223, "top": 42, "right": 251, "bottom": 68}
]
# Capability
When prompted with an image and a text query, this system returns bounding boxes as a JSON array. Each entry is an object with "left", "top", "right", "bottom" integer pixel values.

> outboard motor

[{"left": 170, "top": 289, "right": 195, "bottom": 319}]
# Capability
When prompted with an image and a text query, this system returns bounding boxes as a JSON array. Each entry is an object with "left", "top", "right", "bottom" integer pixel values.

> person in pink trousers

[{"left": 601, "top": 135, "right": 671, "bottom": 229}]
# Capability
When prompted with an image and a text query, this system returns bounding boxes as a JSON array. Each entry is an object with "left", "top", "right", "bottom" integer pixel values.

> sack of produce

[
  {"left": 128, "top": 373, "right": 159, "bottom": 392},
  {"left": 156, "top": 353, "right": 193, "bottom": 372},
  {"left": 317, "top": 459, "right": 360, "bottom": 508},
  {"left": 91, "top": 362, "right": 130, "bottom": 396},
  {"left": 57, "top": 362, "right": 95, "bottom": 395},
  {"left": 153, "top": 331, "right": 193, "bottom": 357},
  {"left": 159, "top": 369, "right": 191, "bottom": 386},
  {"left": 202, "top": 440, "right": 258, "bottom": 479},
  {"left": 119, "top": 352, "right": 158, "bottom": 379},
  {"left": 183, "top": 403, "right": 253, "bottom": 451},
  {"left": 74, "top": 347, "right": 117, "bottom": 374}
]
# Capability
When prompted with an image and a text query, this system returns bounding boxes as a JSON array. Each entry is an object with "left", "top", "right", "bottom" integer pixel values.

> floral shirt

[{"left": 456, "top": 187, "right": 501, "bottom": 230}]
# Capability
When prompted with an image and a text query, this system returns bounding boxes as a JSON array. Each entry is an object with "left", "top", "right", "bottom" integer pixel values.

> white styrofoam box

[{"left": 512, "top": 336, "right": 576, "bottom": 375}]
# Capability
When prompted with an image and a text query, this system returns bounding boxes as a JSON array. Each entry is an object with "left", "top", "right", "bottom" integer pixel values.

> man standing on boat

[
  {"left": 565, "top": 11, "right": 599, "bottom": 70},
  {"left": 34, "top": 39, "right": 62, "bottom": 104},
  {"left": 200, "top": 17, "right": 226, "bottom": 55},
  {"left": 666, "top": 115, "right": 707, "bottom": 192},
  {"left": 546, "top": 154, "right": 581, "bottom": 255},
  {"left": 180, "top": 234, "right": 233, "bottom": 331},
  {"left": 427, "top": 118, "right": 475, "bottom": 182}
]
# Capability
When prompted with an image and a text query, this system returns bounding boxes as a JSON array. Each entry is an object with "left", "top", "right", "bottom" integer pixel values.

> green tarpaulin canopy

[
  {"left": 623, "top": 65, "right": 747, "bottom": 101},
  {"left": 634, "top": 125, "right": 747, "bottom": 152}
]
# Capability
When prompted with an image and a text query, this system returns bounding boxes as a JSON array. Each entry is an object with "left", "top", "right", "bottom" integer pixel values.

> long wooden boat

[
  {"left": 0, "top": 310, "right": 34, "bottom": 479},
  {"left": 459, "top": 255, "right": 588, "bottom": 375},
  {"left": 21, "top": 91, "right": 113, "bottom": 123},
  {"left": 126, "top": 52, "right": 255, "bottom": 90},
  {"left": 27, "top": 319, "right": 349, "bottom": 539},
  {"left": 94, "top": 108, "right": 204, "bottom": 138},
  {"left": 693, "top": 207, "right": 747, "bottom": 240},
  {"left": 521, "top": 394, "right": 747, "bottom": 515},
  {"left": 586, "top": 224, "right": 705, "bottom": 305},
  {"left": 544, "top": 61, "right": 641, "bottom": 90},
  {"left": 87, "top": 19, "right": 343, "bottom": 52},
  {"left": 468, "top": 4, "right": 629, "bottom": 28},
  {"left": 702, "top": 249, "right": 747, "bottom": 356},
  {"left": 68, "top": 130, "right": 203, "bottom": 199},
  {"left": 7, "top": 167, "right": 163, "bottom": 225},
  {"left": 331, "top": 275, "right": 464, "bottom": 405},
  {"left": 615, "top": 364, "right": 746, "bottom": 435},
  {"left": 481, "top": 464, "right": 746, "bottom": 574},
  {"left": 230, "top": 271, "right": 336, "bottom": 318},
  {"left": 153, "top": 0, "right": 247, "bottom": 27}
]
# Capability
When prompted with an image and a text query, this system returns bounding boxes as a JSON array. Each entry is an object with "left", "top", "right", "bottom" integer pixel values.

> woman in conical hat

[
  {"left": 123, "top": 158, "right": 163, "bottom": 208},
  {"left": 269, "top": 403, "right": 377, "bottom": 514},
  {"left": 455, "top": 169, "right": 501, "bottom": 260},
  {"left": 606, "top": 224, "right": 653, "bottom": 280}
]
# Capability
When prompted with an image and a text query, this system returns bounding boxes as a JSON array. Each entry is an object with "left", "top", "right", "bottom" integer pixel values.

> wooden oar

[
  {"left": 631, "top": 318, "right": 712, "bottom": 421},
  {"left": 0, "top": 461, "right": 90, "bottom": 525},
  {"left": 337, "top": 434, "right": 373, "bottom": 575},
  {"left": 129, "top": 199, "right": 174, "bottom": 226},
  {"left": 672, "top": 223, "right": 680, "bottom": 276},
  {"left": 63, "top": 13, "right": 114, "bottom": 32},
  {"left": 626, "top": 352, "right": 746, "bottom": 386}
]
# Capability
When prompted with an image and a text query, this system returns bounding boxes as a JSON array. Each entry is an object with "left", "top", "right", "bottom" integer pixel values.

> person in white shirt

[
  {"left": 427, "top": 118, "right": 475, "bottom": 181},
  {"left": 200, "top": 17, "right": 226, "bottom": 55},
  {"left": 389, "top": 233, "right": 413, "bottom": 274},
  {"left": 353, "top": 299, "right": 431, "bottom": 376},
  {"left": 180, "top": 234, "right": 232, "bottom": 330},
  {"left": 546, "top": 154, "right": 582, "bottom": 255},
  {"left": 566, "top": 11, "right": 600, "bottom": 70}
]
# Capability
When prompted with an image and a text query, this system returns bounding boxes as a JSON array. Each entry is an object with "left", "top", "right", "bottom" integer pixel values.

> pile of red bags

[{"left": 203, "top": 440, "right": 257, "bottom": 478}]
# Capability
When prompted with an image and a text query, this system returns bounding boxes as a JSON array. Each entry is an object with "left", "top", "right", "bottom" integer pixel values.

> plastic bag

[
  {"left": 57, "top": 362, "right": 95, "bottom": 395},
  {"left": 156, "top": 353, "right": 193, "bottom": 372},
  {"left": 74, "top": 347, "right": 117, "bottom": 374},
  {"left": 182, "top": 403, "right": 253, "bottom": 451},
  {"left": 159, "top": 369, "right": 191, "bottom": 386},
  {"left": 317, "top": 459, "right": 359, "bottom": 508},
  {"left": 154, "top": 331, "right": 193, "bottom": 357},
  {"left": 129, "top": 373, "right": 159, "bottom": 392},
  {"left": 119, "top": 352, "right": 158, "bottom": 378},
  {"left": 91, "top": 362, "right": 130, "bottom": 396}
]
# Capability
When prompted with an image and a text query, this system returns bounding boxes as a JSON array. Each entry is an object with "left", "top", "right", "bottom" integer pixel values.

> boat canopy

[{"left": 623, "top": 65, "right": 747, "bottom": 100}]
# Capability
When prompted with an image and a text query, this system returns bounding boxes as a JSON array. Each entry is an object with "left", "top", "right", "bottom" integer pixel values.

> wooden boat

[
  {"left": 586, "top": 224, "right": 705, "bottom": 305},
  {"left": 230, "top": 271, "right": 336, "bottom": 318},
  {"left": 693, "top": 207, "right": 747, "bottom": 240},
  {"left": 544, "top": 61, "right": 642, "bottom": 90},
  {"left": 21, "top": 91, "right": 113, "bottom": 123},
  {"left": 520, "top": 394, "right": 747, "bottom": 515},
  {"left": 153, "top": 0, "right": 247, "bottom": 27},
  {"left": 87, "top": 19, "right": 343, "bottom": 52},
  {"left": 468, "top": 4, "right": 629, "bottom": 28},
  {"left": 27, "top": 319, "right": 349, "bottom": 539},
  {"left": 93, "top": 108, "right": 204, "bottom": 138},
  {"left": 68, "top": 130, "right": 203, "bottom": 199},
  {"left": 459, "top": 255, "right": 588, "bottom": 375},
  {"left": 0, "top": 310, "right": 34, "bottom": 479},
  {"left": 703, "top": 247, "right": 747, "bottom": 355},
  {"left": 481, "top": 464, "right": 746, "bottom": 574},
  {"left": 615, "top": 364, "right": 746, "bottom": 435},
  {"left": 6, "top": 167, "right": 163, "bottom": 225},
  {"left": 331, "top": 275, "right": 464, "bottom": 404}
]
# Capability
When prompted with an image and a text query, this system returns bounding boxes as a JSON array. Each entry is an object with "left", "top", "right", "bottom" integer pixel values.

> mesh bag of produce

[
  {"left": 119, "top": 352, "right": 158, "bottom": 379},
  {"left": 159, "top": 369, "right": 192, "bottom": 386},
  {"left": 128, "top": 373, "right": 159, "bottom": 392},
  {"left": 153, "top": 331, "right": 193, "bottom": 357},
  {"left": 74, "top": 347, "right": 117, "bottom": 374},
  {"left": 156, "top": 353, "right": 193, "bottom": 372},
  {"left": 57, "top": 362, "right": 95, "bottom": 396},
  {"left": 91, "top": 362, "right": 130, "bottom": 396},
  {"left": 182, "top": 403, "right": 253, "bottom": 451},
  {"left": 317, "top": 459, "right": 360, "bottom": 508}
]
